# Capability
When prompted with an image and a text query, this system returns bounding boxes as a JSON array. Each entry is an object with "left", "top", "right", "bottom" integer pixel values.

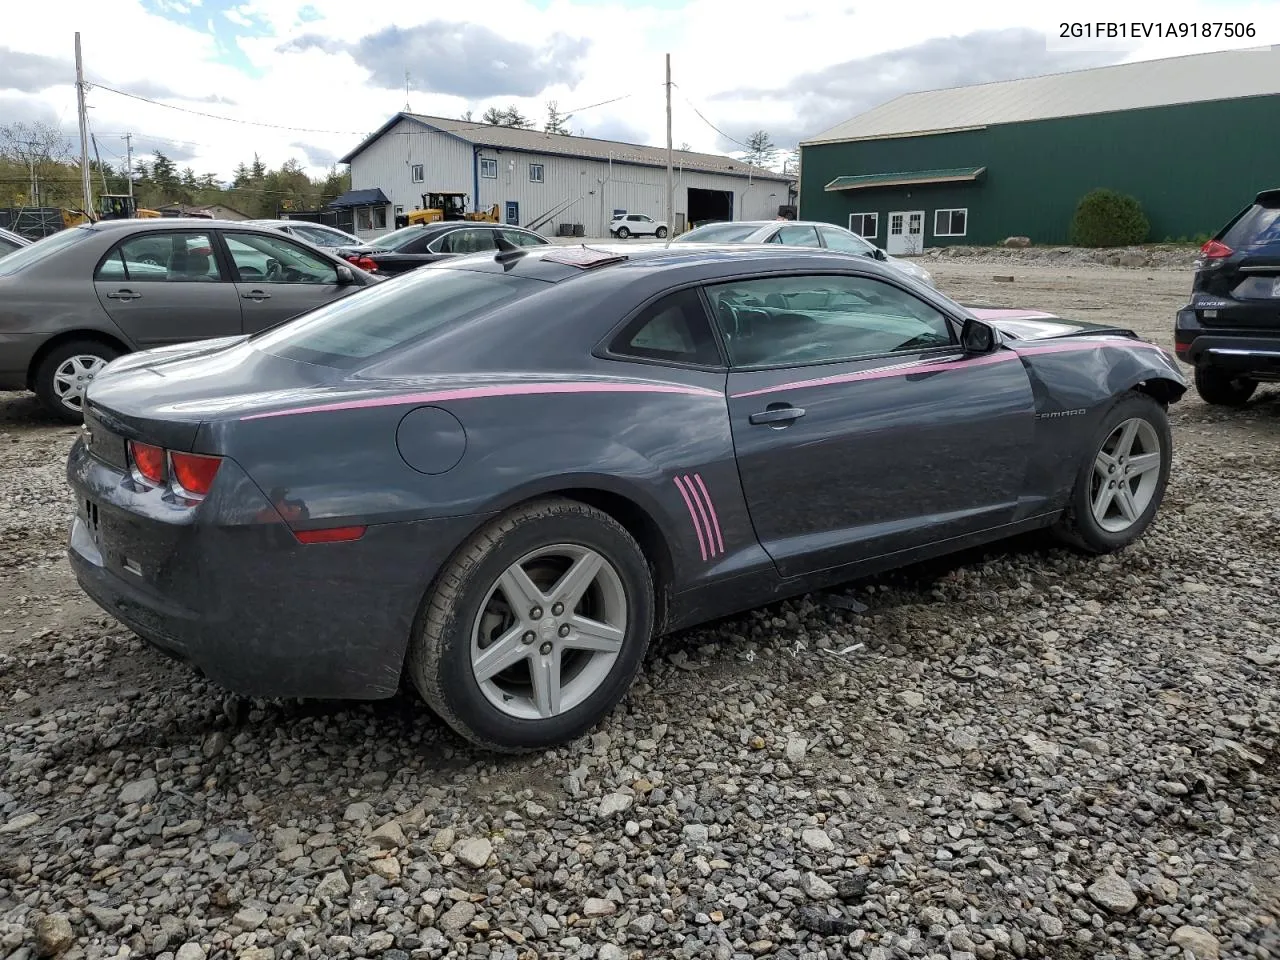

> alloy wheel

[
  {"left": 470, "top": 544, "right": 627, "bottom": 720},
  {"left": 52, "top": 354, "right": 108, "bottom": 412},
  {"left": 1090, "top": 417, "right": 1162, "bottom": 532}
]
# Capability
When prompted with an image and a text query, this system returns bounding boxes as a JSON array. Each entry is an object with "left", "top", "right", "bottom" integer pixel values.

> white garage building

[{"left": 335, "top": 112, "right": 793, "bottom": 240}]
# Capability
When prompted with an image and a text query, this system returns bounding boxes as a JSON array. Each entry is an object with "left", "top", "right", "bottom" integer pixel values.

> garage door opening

[{"left": 687, "top": 188, "right": 733, "bottom": 227}]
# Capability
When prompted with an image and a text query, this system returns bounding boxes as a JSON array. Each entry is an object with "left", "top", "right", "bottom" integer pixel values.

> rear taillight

[
  {"left": 1200, "top": 239, "right": 1232, "bottom": 259},
  {"left": 127, "top": 440, "right": 222, "bottom": 500},
  {"left": 170, "top": 451, "right": 222, "bottom": 497},
  {"left": 128, "top": 441, "right": 166, "bottom": 485},
  {"left": 353, "top": 256, "right": 377, "bottom": 272}
]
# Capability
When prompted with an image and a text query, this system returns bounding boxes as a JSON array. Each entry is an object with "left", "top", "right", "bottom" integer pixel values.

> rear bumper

[
  {"left": 1174, "top": 306, "right": 1280, "bottom": 377},
  {"left": 67, "top": 440, "right": 485, "bottom": 700}
]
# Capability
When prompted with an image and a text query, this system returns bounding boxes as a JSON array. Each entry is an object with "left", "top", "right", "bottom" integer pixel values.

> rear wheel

[
  {"left": 34, "top": 340, "right": 121, "bottom": 423},
  {"left": 407, "top": 498, "right": 654, "bottom": 752},
  {"left": 655, "top": 226, "right": 668, "bottom": 239},
  {"left": 615, "top": 226, "right": 630, "bottom": 239},
  {"left": 1194, "top": 364, "right": 1257, "bottom": 407},
  {"left": 1053, "top": 391, "right": 1171, "bottom": 554}
]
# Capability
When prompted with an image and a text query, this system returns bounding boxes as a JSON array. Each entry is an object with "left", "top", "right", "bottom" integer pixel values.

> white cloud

[{"left": 9, "top": 0, "right": 1277, "bottom": 181}]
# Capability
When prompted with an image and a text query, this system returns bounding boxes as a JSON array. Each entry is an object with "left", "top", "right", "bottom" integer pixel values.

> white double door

[{"left": 886, "top": 210, "right": 924, "bottom": 254}]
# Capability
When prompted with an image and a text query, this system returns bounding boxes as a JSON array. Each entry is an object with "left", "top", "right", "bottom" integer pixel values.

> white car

[
  {"left": 610, "top": 213, "right": 669, "bottom": 239},
  {"left": 243, "top": 219, "right": 363, "bottom": 251},
  {"left": 674, "top": 219, "right": 935, "bottom": 287}
]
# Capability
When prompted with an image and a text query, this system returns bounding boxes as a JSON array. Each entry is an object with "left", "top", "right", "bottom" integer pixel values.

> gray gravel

[{"left": 2, "top": 261, "right": 1278, "bottom": 960}]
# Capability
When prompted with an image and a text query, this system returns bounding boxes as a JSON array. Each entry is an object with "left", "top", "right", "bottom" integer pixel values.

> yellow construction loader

[{"left": 407, "top": 192, "right": 500, "bottom": 225}]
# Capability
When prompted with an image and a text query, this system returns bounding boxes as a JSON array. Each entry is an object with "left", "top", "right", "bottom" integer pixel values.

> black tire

[
  {"left": 407, "top": 498, "right": 655, "bottom": 752},
  {"left": 655, "top": 226, "right": 668, "bottom": 239},
  {"left": 616, "top": 227, "right": 630, "bottom": 239},
  {"left": 1194, "top": 364, "right": 1256, "bottom": 407},
  {"left": 1053, "top": 391, "right": 1172, "bottom": 554},
  {"left": 33, "top": 340, "right": 122, "bottom": 424}
]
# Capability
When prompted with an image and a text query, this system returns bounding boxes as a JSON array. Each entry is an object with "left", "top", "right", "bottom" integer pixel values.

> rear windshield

[
  {"left": 0, "top": 226, "right": 92, "bottom": 277},
  {"left": 676, "top": 223, "right": 759, "bottom": 243},
  {"left": 250, "top": 266, "right": 546, "bottom": 368},
  {"left": 1221, "top": 200, "right": 1280, "bottom": 249}
]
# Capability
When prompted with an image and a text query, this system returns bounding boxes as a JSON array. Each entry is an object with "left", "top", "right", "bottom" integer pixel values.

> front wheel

[
  {"left": 1053, "top": 391, "right": 1172, "bottom": 554},
  {"left": 1194, "top": 364, "right": 1256, "bottom": 407},
  {"left": 655, "top": 226, "right": 668, "bottom": 239},
  {"left": 615, "top": 227, "right": 630, "bottom": 239},
  {"left": 407, "top": 498, "right": 655, "bottom": 752},
  {"left": 34, "top": 340, "right": 121, "bottom": 423}
]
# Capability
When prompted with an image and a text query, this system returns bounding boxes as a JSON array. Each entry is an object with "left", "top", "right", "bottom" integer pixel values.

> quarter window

[
  {"left": 480, "top": 158, "right": 498, "bottom": 178},
  {"left": 529, "top": 163, "right": 545, "bottom": 183},
  {"left": 704, "top": 273, "right": 953, "bottom": 368},
  {"left": 411, "top": 164, "right": 424, "bottom": 183},
  {"left": 848, "top": 213, "right": 878, "bottom": 237},
  {"left": 96, "top": 232, "right": 221, "bottom": 282},
  {"left": 934, "top": 208, "right": 967, "bottom": 237},
  {"left": 223, "top": 232, "right": 338, "bottom": 284},
  {"left": 609, "top": 289, "right": 722, "bottom": 367}
]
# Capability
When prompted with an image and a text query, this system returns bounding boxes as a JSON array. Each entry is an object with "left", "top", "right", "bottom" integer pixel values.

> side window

[
  {"left": 440, "top": 229, "right": 497, "bottom": 254},
  {"left": 609, "top": 289, "right": 722, "bottom": 367},
  {"left": 501, "top": 229, "right": 545, "bottom": 247},
  {"left": 223, "top": 232, "right": 338, "bottom": 284},
  {"left": 705, "top": 274, "right": 954, "bottom": 368},
  {"left": 818, "top": 226, "right": 873, "bottom": 255},
  {"left": 99, "top": 232, "right": 221, "bottom": 282},
  {"left": 774, "top": 225, "right": 819, "bottom": 247}
]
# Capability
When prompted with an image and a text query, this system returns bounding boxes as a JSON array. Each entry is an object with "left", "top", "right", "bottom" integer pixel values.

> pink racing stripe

[
  {"left": 672, "top": 475, "right": 708, "bottom": 562},
  {"left": 731, "top": 351, "right": 1017, "bottom": 399},
  {"left": 683, "top": 474, "right": 719, "bottom": 558},
  {"left": 692, "top": 473, "right": 725, "bottom": 555},
  {"left": 241, "top": 380, "right": 721, "bottom": 421}
]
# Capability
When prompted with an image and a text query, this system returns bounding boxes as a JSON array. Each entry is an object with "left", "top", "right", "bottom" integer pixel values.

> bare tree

[
  {"left": 544, "top": 100, "right": 572, "bottom": 135},
  {"left": 744, "top": 130, "right": 777, "bottom": 169},
  {"left": 0, "top": 121, "right": 71, "bottom": 164}
]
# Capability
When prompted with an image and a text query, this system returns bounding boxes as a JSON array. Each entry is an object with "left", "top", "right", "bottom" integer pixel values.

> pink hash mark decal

[
  {"left": 241, "top": 380, "right": 721, "bottom": 421},
  {"left": 691, "top": 473, "right": 725, "bottom": 555},
  {"left": 672, "top": 475, "right": 709, "bottom": 562},
  {"left": 674, "top": 473, "right": 724, "bottom": 561}
]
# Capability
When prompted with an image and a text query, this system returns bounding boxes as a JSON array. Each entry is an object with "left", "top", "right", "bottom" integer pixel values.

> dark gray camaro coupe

[{"left": 67, "top": 243, "right": 1187, "bottom": 751}]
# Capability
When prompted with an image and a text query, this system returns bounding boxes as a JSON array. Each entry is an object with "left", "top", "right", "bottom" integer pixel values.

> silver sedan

[{"left": 674, "top": 219, "right": 934, "bottom": 286}]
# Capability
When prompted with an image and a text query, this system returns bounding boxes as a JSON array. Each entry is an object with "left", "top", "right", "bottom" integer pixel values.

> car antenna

[{"left": 493, "top": 235, "right": 527, "bottom": 264}]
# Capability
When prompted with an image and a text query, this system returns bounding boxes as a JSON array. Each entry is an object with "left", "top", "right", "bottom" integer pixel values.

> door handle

[
  {"left": 241, "top": 290, "right": 271, "bottom": 301},
  {"left": 105, "top": 290, "right": 141, "bottom": 301},
  {"left": 749, "top": 405, "right": 806, "bottom": 426}
]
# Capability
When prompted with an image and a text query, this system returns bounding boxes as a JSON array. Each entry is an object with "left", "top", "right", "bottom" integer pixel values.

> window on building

[
  {"left": 529, "top": 163, "right": 544, "bottom": 183},
  {"left": 411, "top": 164, "right": 424, "bottom": 183},
  {"left": 480, "top": 158, "right": 497, "bottom": 179},
  {"left": 848, "top": 213, "right": 879, "bottom": 238},
  {"left": 934, "top": 208, "right": 967, "bottom": 237}
]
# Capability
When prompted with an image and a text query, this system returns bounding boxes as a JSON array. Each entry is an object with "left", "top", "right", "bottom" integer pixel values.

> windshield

[
  {"left": 0, "top": 226, "right": 91, "bottom": 277},
  {"left": 674, "top": 223, "right": 760, "bottom": 243},
  {"left": 251, "top": 266, "right": 546, "bottom": 368},
  {"left": 370, "top": 225, "right": 430, "bottom": 251}
]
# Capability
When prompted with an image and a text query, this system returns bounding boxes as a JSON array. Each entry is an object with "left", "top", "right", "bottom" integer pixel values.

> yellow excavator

[{"left": 407, "top": 192, "right": 500, "bottom": 226}]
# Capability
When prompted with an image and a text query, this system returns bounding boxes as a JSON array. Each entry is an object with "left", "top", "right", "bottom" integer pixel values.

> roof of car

[{"left": 86, "top": 217, "right": 285, "bottom": 232}]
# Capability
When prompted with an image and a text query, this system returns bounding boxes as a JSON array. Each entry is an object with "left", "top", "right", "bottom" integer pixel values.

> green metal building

[{"left": 798, "top": 47, "right": 1280, "bottom": 251}]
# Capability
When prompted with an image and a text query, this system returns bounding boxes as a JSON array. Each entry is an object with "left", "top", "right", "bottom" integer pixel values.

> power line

[{"left": 670, "top": 82, "right": 752, "bottom": 151}]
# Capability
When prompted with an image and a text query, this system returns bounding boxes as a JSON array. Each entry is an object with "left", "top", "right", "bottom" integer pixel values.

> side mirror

[
  {"left": 960, "top": 316, "right": 997, "bottom": 354},
  {"left": 872, "top": 247, "right": 888, "bottom": 261},
  {"left": 336, "top": 264, "right": 355, "bottom": 284}
]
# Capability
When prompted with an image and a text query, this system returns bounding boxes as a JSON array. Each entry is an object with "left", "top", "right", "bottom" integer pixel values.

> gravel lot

[{"left": 2, "top": 260, "right": 1278, "bottom": 960}]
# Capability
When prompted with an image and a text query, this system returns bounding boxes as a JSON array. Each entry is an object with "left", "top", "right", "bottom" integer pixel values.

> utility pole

[
  {"left": 664, "top": 53, "right": 673, "bottom": 237},
  {"left": 75, "top": 32, "right": 93, "bottom": 216},
  {"left": 122, "top": 133, "right": 134, "bottom": 199}
]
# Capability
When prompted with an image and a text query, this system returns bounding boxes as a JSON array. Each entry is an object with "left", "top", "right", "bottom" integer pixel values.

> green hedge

[{"left": 1070, "top": 189, "right": 1150, "bottom": 247}]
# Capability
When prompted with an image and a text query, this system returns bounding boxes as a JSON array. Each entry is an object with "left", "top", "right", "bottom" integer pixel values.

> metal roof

[
  {"left": 327, "top": 187, "right": 391, "bottom": 209},
  {"left": 802, "top": 46, "right": 1280, "bottom": 146},
  {"left": 341, "top": 112, "right": 790, "bottom": 182},
  {"left": 824, "top": 166, "right": 987, "bottom": 191}
]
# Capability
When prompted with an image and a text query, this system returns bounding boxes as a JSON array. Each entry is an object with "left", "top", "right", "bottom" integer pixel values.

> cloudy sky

[{"left": 2, "top": 0, "right": 1276, "bottom": 181}]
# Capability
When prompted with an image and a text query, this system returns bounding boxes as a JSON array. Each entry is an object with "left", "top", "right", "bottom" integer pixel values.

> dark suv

[{"left": 1175, "top": 188, "right": 1280, "bottom": 406}]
